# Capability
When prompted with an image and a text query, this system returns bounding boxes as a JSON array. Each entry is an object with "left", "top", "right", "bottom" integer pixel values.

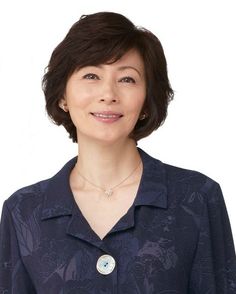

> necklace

[{"left": 76, "top": 160, "right": 142, "bottom": 197}]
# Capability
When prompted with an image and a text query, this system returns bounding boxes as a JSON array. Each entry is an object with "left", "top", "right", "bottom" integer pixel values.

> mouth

[
  {"left": 90, "top": 112, "right": 123, "bottom": 123},
  {"left": 90, "top": 112, "right": 123, "bottom": 118}
]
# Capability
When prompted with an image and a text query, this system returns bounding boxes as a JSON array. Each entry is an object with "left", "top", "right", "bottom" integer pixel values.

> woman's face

[{"left": 62, "top": 49, "right": 146, "bottom": 145}]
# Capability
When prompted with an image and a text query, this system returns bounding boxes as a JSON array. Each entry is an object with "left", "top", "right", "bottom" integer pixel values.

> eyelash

[
  {"left": 82, "top": 73, "right": 136, "bottom": 84},
  {"left": 121, "top": 77, "right": 136, "bottom": 84},
  {"left": 83, "top": 73, "right": 99, "bottom": 80}
]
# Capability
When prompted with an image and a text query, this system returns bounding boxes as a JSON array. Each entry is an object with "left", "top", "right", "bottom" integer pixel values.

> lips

[
  {"left": 90, "top": 111, "right": 123, "bottom": 123},
  {"left": 91, "top": 111, "right": 123, "bottom": 118}
]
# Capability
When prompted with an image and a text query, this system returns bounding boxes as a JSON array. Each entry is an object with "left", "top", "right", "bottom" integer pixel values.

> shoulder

[
  {"left": 161, "top": 160, "right": 222, "bottom": 207},
  {"left": 163, "top": 160, "right": 215, "bottom": 185},
  {"left": 144, "top": 147, "right": 219, "bottom": 189},
  {"left": 4, "top": 178, "right": 51, "bottom": 213},
  {"left": 143, "top": 147, "right": 222, "bottom": 204},
  {"left": 139, "top": 147, "right": 223, "bottom": 215},
  {"left": 140, "top": 147, "right": 222, "bottom": 202},
  {"left": 3, "top": 155, "right": 77, "bottom": 221},
  {"left": 4, "top": 155, "right": 77, "bottom": 212}
]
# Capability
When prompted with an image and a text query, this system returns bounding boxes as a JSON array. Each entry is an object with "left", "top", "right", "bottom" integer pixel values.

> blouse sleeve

[
  {"left": 188, "top": 182, "right": 236, "bottom": 293},
  {"left": 0, "top": 201, "right": 36, "bottom": 293}
]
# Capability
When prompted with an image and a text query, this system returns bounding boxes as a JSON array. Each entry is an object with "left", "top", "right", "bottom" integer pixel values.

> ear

[{"left": 58, "top": 98, "right": 69, "bottom": 112}]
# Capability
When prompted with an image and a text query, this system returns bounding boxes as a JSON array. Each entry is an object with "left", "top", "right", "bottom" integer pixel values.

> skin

[{"left": 59, "top": 48, "right": 146, "bottom": 201}]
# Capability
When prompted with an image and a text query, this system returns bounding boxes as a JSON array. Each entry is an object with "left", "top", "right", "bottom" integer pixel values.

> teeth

[{"left": 93, "top": 113, "right": 120, "bottom": 118}]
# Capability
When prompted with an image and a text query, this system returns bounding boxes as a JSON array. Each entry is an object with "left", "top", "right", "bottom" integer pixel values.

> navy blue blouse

[{"left": 0, "top": 147, "right": 236, "bottom": 293}]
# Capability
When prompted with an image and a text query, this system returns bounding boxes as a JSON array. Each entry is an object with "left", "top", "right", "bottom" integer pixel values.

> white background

[{"left": 0, "top": 0, "right": 235, "bottom": 241}]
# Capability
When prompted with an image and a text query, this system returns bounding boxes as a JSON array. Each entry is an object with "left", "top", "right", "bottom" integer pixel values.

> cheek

[
  {"left": 126, "top": 94, "right": 146, "bottom": 114},
  {"left": 67, "top": 88, "right": 95, "bottom": 109}
]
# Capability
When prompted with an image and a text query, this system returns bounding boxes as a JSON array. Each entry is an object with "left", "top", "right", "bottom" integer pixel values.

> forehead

[{"left": 106, "top": 49, "right": 144, "bottom": 70}]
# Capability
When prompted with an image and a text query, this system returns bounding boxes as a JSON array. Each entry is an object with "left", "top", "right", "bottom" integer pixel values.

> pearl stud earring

[{"left": 139, "top": 113, "right": 147, "bottom": 120}]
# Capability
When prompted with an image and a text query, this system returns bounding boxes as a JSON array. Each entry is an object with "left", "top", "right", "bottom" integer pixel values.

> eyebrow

[
  {"left": 94, "top": 65, "right": 142, "bottom": 77},
  {"left": 118, "top": 66, "right": 142, "bottom": 77}
]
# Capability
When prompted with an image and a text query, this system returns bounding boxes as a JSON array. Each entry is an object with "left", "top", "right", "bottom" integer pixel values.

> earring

[{"left": 139, "top": 113, "right": 147, "bottom": 120}]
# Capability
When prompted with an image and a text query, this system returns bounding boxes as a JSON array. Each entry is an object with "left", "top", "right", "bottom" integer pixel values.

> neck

[{"left": 73, "top": 138, "right": 142, "bottom": 191}]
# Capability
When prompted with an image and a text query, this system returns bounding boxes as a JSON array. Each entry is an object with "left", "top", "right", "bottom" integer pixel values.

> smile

[
  {"left": 90, "top": 112, "right": 123, "bottom": 123},
  {"left": 92, "top": 113, "right": 122, "bottom": 118}
]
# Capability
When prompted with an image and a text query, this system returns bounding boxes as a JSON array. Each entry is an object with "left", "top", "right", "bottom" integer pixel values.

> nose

[{"left": 99, "top": 81, "right": 119, "bottom": 104}]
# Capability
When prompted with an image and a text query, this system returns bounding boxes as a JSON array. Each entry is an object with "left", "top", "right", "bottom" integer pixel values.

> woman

[{"left": 0, "top": 11, "right": 235, "bottom": 293}]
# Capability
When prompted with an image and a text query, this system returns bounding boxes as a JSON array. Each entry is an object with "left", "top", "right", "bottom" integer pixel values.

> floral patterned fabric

[{"left": 0, "top": 147, "right": 236, "bottom": 293}]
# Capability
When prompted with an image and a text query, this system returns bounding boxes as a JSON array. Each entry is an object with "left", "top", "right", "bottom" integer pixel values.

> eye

[
  {"left": 119, "top": 76, "right": 136, "bottom": 84},
  {"left": 82, "top": 73, "right": 100, "bottom": 80}
]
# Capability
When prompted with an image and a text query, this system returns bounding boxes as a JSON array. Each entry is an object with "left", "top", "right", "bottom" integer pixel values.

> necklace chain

[{"left": 76, "top": 160, "right": 142, "bottom": 197}]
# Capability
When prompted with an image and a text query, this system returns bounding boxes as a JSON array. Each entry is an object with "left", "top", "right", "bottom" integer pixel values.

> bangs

[{"left": 69, "top": 30, "right": 140, "bottom": 72}]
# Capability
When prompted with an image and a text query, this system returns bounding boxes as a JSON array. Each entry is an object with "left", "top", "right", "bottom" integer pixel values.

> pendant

[{"left": 104, "top": 189, "right": 113, "bottom": 197}]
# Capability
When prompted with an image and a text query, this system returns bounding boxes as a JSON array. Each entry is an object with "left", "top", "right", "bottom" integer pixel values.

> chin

[
  {"left": 77, "top": 129, "right": 132, "bottom": 146},
  {"left": 92, "top": 134, "right": 130, "bottom": 146}
]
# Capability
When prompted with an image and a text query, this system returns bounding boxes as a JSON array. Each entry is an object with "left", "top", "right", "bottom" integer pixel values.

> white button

[{"left": 96, "top": 254, "right": 116, "bottom": 275}]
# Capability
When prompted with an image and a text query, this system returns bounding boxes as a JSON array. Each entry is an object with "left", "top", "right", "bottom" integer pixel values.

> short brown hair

[{"left": 42, "top": 12, "right": 174, "bottom": 143}]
